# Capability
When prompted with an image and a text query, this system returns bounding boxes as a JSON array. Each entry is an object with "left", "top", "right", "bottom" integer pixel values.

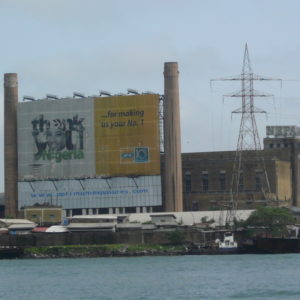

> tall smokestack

[
  {"left": 163, "top": 62, "right": 183, "bottom": 212},
  {"left": 4, "top": 73, "right": 18, "bottom": 217}
]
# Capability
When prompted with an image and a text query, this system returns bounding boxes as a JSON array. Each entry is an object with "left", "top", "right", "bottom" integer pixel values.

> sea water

[{"left": 0, "top": 254, "right": 300, "bottom": 300}]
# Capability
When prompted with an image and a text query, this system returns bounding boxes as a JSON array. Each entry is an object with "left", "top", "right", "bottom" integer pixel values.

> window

[
  {"left": 269, "top": 144, "right": 274, "bottom": 148},
  {"left": 184, "top": 171, "right": 192, "bottom": 193},
  {"left": 202, "top": 172, "right": 209, "bottom": 192},
  {"left": 192, "top": 202, "right": 199, "bottom": 211},
  {"left": 238, "top": 172, "right": 244, "bottom": 192},
  {"left": 255, "top": 170, "right": 262, "bottom": 191},
  {"left": 219, "top": 171, "right": 226, "bottom": 191},
  {"left": 124, "top": 207, "right": 136, "bottom": 214},
  {"left": 99, "top": 208, "right": 109, "bottom": 214},
  {"left": 72, "top": 209, "right": 82, "bottom": 216}
]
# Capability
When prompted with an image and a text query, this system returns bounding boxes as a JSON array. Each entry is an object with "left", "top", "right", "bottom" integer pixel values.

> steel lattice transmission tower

[{"left": 211, "top": 44, "right": 281, "bottom": 222}]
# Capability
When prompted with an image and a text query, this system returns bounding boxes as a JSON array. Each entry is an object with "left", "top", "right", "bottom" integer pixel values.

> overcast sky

[{"left": 1, "top": 0, "right": 300, "bottom": 191}]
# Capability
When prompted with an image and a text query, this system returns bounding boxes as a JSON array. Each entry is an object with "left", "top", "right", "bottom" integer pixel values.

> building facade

[
  {"left": 181, "top": 126, "right": 300, "bottom": 211},
  {"left": 17, "top": 95, "right": 162, "bottom": 216}
]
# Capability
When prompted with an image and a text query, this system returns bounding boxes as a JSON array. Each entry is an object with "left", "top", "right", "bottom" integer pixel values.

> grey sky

[{"left": 1, "top": 0, "right": 300, "bottom": 191}]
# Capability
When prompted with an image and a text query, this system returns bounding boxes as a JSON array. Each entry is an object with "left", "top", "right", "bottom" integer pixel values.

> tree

[
  {"left": 167, "top": 230, "right": 184, "bottom": 245},
  {"left": 244, "top": 207, "right": 294, "bottom": 237}
]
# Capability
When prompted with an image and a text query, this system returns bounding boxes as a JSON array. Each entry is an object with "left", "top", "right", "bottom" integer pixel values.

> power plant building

[
  {"left": 17, "top": 94, "right": 162, "bottom": 216},
  {"left": 4, "top": 64, "right": 300, "bottom": 218},
  {"left": 182, "top": 126, "right": 300, "bottom": 211}
]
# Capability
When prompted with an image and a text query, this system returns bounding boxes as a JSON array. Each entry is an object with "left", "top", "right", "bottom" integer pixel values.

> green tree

[
  {"left": 167, "top": 230, "right": 184, "bottom": 245},
  {"left": 244, "top": 207, "right": 294, "bottom": 237}
]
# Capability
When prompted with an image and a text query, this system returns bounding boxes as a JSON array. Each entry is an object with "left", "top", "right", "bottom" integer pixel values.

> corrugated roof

[
  {"left": 8, "top": 224, "right": 36, "bottom": 230},
  {"left": 32, "top": 227, "right": 48, "bottom": 232},
  {"left": 67, "top": 223, "right": 115, "bottom": 229},
  {"left": 46, "top": 226, "right": 68, "bottom": 233},
  {"left": 0, "top": 219, "right": 36, "bottom": 226},
  {"left": 69, "top": 215, "right": 117, "bottom": 220}
]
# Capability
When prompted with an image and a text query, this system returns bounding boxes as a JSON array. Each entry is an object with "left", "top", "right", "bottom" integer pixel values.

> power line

[{"left": 211, "top": 44, "right": 281, "bottom": 224}]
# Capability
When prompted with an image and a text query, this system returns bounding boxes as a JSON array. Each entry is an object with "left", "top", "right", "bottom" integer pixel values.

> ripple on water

[{"left": 0, "top": 255, "right": 300, "bottom": 300}]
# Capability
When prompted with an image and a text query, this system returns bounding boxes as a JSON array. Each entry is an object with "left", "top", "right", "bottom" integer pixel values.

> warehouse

[
  {"left": 17, "top": 95, "right": 162, "bottom": 216},
  {"left": 3, "top": 65, "right": 299, "bottom": 218},
  {"left": 181, "top": 126, "right": 300, "bottom": 211}
]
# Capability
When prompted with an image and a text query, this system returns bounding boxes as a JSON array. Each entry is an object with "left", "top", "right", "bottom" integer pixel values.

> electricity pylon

[{"left": 211, "top": 44, "right": 281, "bottom": 224}]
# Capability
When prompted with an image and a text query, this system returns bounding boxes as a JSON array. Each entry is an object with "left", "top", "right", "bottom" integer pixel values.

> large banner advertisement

[
  {"left": 18, "top": 94, "right": 161, "bottom": 181},
  {"left": 94, "top": 94, "right": 160, "bottom": 176},
  {"left": 18, "top": 176, "right": 162, "bottom": 209},
  {"left": 18, "top": 99, "right": 95, "bottom": 180}
]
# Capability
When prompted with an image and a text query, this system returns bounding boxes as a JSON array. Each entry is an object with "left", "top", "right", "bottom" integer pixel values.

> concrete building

[
  {"left": 4, "top": 62, "right": 184, "bottom": 218},
  {"left": 0, "top": 193, "right": 4, "bottom": 218},
  {"left": 181, "top": 126, "right": 300, "bottom": 211},
  {"left": 24, "top": 206, "right": 62, "bottom": 226},
  {"left": 3, "top": 66, "right": 300, "bottom": 218},
  {"left": 17, "top": 95, "right": 162, "bottom": 217}
]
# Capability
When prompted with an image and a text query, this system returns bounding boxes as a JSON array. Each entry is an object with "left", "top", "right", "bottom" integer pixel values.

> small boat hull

[{"left": 0, "top": 246, "right": 24, "bottom": 259}]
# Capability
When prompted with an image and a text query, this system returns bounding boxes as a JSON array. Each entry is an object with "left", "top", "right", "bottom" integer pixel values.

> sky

[{"left": 1, "top": 0, "right": 300, "bottom": 191}]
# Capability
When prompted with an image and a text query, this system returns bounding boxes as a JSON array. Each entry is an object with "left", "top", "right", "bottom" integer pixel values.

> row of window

[
  {"left": 184, "top": 171, "right": 263, "bottom": 193},
  {"left": 268, "top": 143, "right": 290, "bottom": 149},
  {"left": 65, "top": 206, "right": 153, "bottom": 217}
]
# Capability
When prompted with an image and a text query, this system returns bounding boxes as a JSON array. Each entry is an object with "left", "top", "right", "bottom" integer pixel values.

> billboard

[
  {"left": 18, "top": 94, "right": 161, "bottom": 180},
  {"left": 94, "top": 94, "right": 160, "bottom": 176},
  {"left": 18, "top": 98, "right": 95, "bottom": 180},
  {"left": 18, "top": 176, "right": 162, "bottom": 209},
  {"left": 266, "top": 126, "right": 300, "bottom": 138}
]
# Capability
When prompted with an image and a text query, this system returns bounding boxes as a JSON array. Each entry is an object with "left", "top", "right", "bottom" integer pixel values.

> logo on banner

[
  {"left": 31, "top": 114, "right": 85, "bottom": 162},
  {"left": 120, "top": 147, "right": 149, "bottom": 163}
]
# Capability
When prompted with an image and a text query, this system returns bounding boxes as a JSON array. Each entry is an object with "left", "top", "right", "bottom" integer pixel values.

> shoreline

[{"left": 21, "top": 244, "right": 188, "bottom": 259}]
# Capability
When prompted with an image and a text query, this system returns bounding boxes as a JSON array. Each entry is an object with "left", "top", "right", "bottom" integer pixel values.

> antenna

[
  {"left": 23, "top": 95, "right": 35, "bottom": 102},
  {"left": 211, "top": 44, "right": 281, "bottom": 223},
  {"left": 99, "top": 90, "right": 112, "bottom": 97},
  {"left": 127, "top": 88, "right": 139, "bottom": 95}
]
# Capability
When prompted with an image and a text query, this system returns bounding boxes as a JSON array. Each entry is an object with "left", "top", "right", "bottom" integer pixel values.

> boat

[
  {"left": 0, "top": 246, "right": 24, "bottom": 259},
  {"left": 215, "top": 232, "right": 238, "bottom": 253}
]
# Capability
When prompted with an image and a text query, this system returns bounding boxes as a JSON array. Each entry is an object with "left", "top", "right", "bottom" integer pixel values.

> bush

[
  {"left": 244, "top": 207, "right": 294, "bottom": 237},
  {"left": 167, "top": 230, "right": 184, "bottom": 245}
]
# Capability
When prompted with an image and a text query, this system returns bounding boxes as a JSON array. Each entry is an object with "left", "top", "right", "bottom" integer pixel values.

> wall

[
  {"left": 0, "top": 229, "right": 223, "bottom": 247},
  {"left": 180, "top": 150, "right": 292, "bottom": 211},
  {"left": 275, "top": 160, "right": 292, "bottom": 202},
  {"left": 24, "top": 207, "right": 62, "bottom": 225},
  {"left": 17, "top": 95, "right": 162, "bottom": 211}
]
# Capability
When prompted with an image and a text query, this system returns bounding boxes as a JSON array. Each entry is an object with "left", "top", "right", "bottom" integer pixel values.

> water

[{"left": 0, "top": 254, "right": 300, "bottom": 300}]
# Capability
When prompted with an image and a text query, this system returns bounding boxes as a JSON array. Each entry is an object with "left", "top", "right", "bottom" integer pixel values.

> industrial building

[
  {"left": 181, "top": 126, "right": 300, "bottom": 211},
  {"left": 17, "top": 94, "right": 162, "bottom": 216},
  {"left": 4, "top": 63, "right": 183, "bottom": 218},
  {"left": 3, "top": 62, "right": 300, "bottom": 218}
]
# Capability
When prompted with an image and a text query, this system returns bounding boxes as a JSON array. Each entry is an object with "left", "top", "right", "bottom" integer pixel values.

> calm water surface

[{"left": 0, "top": 254, "right": 300, "bottom": 300}]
